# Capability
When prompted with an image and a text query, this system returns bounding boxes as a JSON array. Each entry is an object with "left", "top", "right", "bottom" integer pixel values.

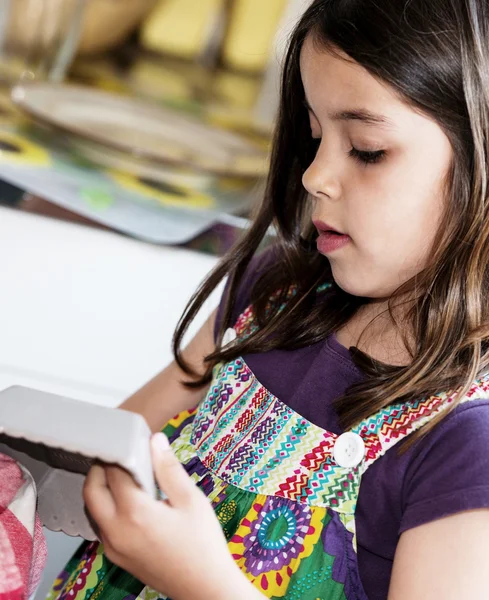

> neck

[{"left": 336, "top": 298, "right": 414, "bottom": 367}]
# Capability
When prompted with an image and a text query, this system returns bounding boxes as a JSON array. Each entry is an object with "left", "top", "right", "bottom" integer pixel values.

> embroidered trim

[{"left": 192, "top": 357, "right": 361, "bottom": 510}]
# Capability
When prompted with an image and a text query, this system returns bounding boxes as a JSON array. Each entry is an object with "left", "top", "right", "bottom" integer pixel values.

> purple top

[{"left": 215, "top": 249, "right": 489, "bottom": 599}]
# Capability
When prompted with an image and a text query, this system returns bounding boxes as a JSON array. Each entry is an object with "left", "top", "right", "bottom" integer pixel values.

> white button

[
  {"left": 333, "top": 433, "right": 365, "bottom": 468},
  {"left": 222, "top": 327, "right": 237, "bottom": 347}
]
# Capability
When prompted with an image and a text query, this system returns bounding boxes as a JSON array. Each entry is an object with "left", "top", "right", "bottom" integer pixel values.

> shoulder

[
  {"left": 410, "top": 398, "right": 489, "bottom": 454},
  {"left": 389, "top": 403, "right": 489, "bottom": 598},
  {"left": 400, "top": 399, "right": 489, "bottom": 532}
]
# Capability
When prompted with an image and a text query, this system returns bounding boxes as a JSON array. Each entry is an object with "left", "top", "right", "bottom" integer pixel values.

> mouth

[
  {"left": 312, "top": 219, "right": 346, "bottom": 236},
  {"left": 312, "top": 219, "right": 351, "bottom": 254}
]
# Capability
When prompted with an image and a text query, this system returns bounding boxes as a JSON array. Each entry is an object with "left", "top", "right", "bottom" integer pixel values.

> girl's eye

[
  {"left": 349, "top": 146, "right": 386, "bottom": 165},
  {"left": 307, "top": 139, "right": 386, "bottom": 166}
]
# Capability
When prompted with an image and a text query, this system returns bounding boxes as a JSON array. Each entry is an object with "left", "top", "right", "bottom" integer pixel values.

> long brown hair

[{"left": 173, "top": 0, "right": 489, "bottom": 442}]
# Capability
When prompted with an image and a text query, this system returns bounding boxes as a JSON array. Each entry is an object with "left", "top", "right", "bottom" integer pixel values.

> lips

[
  {"left": 312, "top": 219, "right": 345, "bottom": 235},
  {"left": 313, "top": 219, "right": 350, "bottom": 254}
]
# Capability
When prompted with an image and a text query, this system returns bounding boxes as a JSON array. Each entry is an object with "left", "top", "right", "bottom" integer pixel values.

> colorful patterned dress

[{"left": 47, "top": 299, "right": 489, "bottom": 600}]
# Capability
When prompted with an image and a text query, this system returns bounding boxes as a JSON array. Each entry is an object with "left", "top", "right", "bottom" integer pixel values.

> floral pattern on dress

[{"left": 228, "top": 495, "right": 325, "bottom": 596}]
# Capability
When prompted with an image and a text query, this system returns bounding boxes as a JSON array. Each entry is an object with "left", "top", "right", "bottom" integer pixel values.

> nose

[{"left": 302, "top": 146, "right": 342, "bottom": 200}]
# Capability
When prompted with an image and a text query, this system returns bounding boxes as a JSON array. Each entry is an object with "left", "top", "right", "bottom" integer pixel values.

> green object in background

[{"left": 81, "top": 187, "right": 114, "bottom": 210}]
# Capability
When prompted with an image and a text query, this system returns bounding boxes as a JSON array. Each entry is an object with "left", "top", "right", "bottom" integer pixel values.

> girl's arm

[
  {"left": 85, "top": 429, "right": 267, "bottom": 600},
  {"left": 119, "top": 309, "right": 217, "bottom": 432},
  {"left": 388, "top": 508, "right": 489, "bottom": 598},
  {"left": 83, "top": 308, "right": 268, "bottom": 598}
]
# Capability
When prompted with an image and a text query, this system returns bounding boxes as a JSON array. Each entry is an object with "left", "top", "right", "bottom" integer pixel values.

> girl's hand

[{"left": 84, "top": 433, "right": 259, "bottom": 600}]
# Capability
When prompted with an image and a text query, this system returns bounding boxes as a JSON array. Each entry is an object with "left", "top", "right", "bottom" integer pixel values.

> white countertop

[
  {"left": 0, "top": 206, "right": 221, "bottom": 406},
  {"left": 0, "top": 206, "right": 222, "bottom": 599}
]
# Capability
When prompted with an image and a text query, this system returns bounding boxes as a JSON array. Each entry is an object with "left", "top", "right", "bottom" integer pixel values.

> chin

[{"left": 330, "top": 269, "right": 389, "bottom": 299}]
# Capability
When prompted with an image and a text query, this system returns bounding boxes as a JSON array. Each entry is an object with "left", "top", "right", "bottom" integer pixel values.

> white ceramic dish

[
  {"left": 0, "top": 386, "right": 156, "bottom": 540},
  {"left": 11, "top": 82, "right": 268, "bottom": 178}
]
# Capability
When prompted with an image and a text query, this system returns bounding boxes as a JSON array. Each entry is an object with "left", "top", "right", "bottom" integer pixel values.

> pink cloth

[{"left": 0, "top": 454, "right": 47, "bottom": 600}]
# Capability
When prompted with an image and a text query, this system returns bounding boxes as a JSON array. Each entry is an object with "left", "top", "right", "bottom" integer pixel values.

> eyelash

[
  {"left": 349, "top": 146, "right": 386, "bottom": 165},
  {"left": 310, "top": 139, "right": 386, "bottom": 166}
]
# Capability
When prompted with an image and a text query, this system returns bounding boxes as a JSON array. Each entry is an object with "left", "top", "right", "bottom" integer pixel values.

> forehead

[{"left": 299, "top": 35, "right": 403, "bottom": 116}]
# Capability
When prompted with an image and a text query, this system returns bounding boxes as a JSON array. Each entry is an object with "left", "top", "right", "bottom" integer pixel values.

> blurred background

[
  {"left": 0, "top": 3, "right": 315, "bottom": 598},
  {"left": 0, "top": 0, "right": 310, "bottom": 254}
]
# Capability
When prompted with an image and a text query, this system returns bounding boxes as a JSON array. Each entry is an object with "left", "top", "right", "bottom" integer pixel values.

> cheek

[
  {"left": 349, "top": 156, "right": 446, "bottom": 254},
  {"left": 333, "top": 137, "right": 451, "bottom": 297},
  {"left": 337, "top": 183, "right": 445, "bottom": 297},
  {"left": 354, "top": 192, "right": 443, "bottom": 271}
]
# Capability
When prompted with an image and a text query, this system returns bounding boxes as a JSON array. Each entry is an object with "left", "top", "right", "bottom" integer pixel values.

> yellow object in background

[
  {"left": 141, "top": 0, "right": 226, "bottom": 60},
  {"left": 109, "top": 170, "right": 215, "bottom": 210},
  {"left": 222, "top": 0, "right": 286, "bottom": 73},
  {"left": 205, "top": 70, "right": 263, "bottom": 134},
  {"left": 77, "top": 0, "right": 157, "bottom": 55},
  {"left": 213, "top": 70, "right": 261, "bottom": 110},
  {"left": 0, "top": 131, "right": 51, "bottom": 167}
]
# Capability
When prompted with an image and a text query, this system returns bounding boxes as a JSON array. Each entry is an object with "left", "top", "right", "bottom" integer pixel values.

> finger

[
  {"left": 83, "top": 463, "right": 116, "bottom": 526},
  {"left": 151, "top": 433, "right": 196, "bottom": 507},
  {"left": 105, "top": 464, "right": 144, "bottom": 512}
]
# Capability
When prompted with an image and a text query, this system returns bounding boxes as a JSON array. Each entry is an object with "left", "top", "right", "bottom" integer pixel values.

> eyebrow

[{"left": 304, "top": 99, "right": 396, "bottom": 129}]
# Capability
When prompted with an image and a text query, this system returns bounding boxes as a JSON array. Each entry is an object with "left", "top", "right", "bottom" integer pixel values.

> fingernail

[{"left": 152, "top": 432, "right": 170, "bottom": 452}]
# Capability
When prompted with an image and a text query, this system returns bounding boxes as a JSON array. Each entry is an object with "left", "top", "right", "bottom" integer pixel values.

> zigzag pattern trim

[
  {"left": 353, "top": 374, "right": 489, "bottom": 469},
  {"left": 192, "top": 357, "right": 364, "bottom": 509},
  {"left": 233, "top": 293, "right": 489, "bottom": 471},
  {"left": 192, "top": 289, "right": 489, "bottom": 510}
]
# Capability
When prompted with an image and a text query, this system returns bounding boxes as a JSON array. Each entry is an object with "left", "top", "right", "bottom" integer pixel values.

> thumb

[{"left": 151, "top": 432, "right": 196, "bottom": 507}]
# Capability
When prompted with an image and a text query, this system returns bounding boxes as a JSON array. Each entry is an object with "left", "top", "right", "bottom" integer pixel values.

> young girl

[{"left": 49, "top": 0, "right": 489, "bottom": 598}]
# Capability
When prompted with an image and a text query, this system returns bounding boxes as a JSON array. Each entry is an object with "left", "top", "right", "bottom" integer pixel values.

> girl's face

[{"left": 300, "top": 36, "right": 453, "bottom": 299}]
